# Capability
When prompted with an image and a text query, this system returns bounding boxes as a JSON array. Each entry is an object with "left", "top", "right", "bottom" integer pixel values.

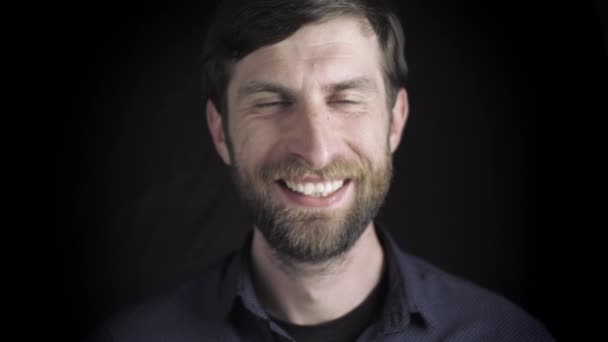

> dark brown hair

[{"left": 202, "top": 0, "right": 407, "bottom": 118}]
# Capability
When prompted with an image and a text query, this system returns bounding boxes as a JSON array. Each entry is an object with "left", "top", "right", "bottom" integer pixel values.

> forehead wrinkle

[
  {"left": 230, "top": 17, "right": 385, "bottom": 104},
  {"left": 275, "top": 41, "right": 371, "bottom": 64},
  {"left": 274, "top": 15, "right": 376, "bottom": 49}
]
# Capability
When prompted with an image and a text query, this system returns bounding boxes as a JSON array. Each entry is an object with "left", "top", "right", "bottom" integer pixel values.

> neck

[{"left": 250, "top": 223, "right": 385, "bottom": 325}]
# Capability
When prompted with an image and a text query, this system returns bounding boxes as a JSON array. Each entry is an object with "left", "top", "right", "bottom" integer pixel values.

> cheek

[
  {"left": 343, "top": 115, "right": 390, "bottom": 156},
  {"left": 229, "top": 119, "right": 280, "bottom": 166}
]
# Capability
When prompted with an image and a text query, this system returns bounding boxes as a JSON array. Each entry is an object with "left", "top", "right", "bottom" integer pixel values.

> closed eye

[
  {"left": 254, "top": 101, "right": 291, "bottom": 108},
  {"left": 331, "top": 100, "right": 361, "bottom": 105}
]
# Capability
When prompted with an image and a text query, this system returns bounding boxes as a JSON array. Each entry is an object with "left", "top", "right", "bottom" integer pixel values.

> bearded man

[{"left": 88, "top": 0, "right": 554, "bottom": 341}]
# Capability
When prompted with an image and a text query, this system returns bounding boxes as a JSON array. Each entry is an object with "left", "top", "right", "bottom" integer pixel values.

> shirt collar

[
  {"left": 374, "top": 223, "right": 437, "bottom": 334},
  {"left": 218, "top": 231, "right": 271, "bottom": 321},
  {"left": 219, "top": 225, "right": 437, "bottom": 333}
]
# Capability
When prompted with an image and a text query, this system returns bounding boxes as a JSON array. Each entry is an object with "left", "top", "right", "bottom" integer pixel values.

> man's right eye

[{"left": 254, "top": 101, "right": 289, "bottom": 108}]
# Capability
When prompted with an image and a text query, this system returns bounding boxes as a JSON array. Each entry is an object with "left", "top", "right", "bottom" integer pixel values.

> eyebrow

[
  {"left": 236, "top": 77, "right": 378, "bottom": 100},
  {"left": 324, "top": 77, "right": 378, "bottom": 94},
  {"left": 237, "top": 82, "right": 296, "bottom": 100}
]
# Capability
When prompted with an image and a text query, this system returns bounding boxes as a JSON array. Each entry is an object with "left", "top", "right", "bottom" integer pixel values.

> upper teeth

[{"left": 284, "top": 180, "right": 345, "bottom": 198}]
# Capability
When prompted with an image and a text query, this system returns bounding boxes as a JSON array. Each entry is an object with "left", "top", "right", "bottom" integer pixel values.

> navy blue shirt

[{"left": 88, "top": 226, "right": 554, "bottom": 341}]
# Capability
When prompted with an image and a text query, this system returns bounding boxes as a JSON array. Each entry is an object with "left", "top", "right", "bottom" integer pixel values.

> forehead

[{"left": 228, "top": 16, "right": 384, "bottom": 91}]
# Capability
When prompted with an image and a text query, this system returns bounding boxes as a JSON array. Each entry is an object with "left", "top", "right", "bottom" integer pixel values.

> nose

[{"left": 284, "top": 100, "right": 335, "bottom": 169}]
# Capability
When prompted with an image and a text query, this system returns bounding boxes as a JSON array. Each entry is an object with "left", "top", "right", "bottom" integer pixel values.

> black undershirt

[{"left": 271, "top": 271, "right": 388, "bottom": 342}]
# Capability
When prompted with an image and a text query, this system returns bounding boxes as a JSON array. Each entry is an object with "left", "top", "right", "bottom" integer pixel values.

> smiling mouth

[{"left": 277, "top": 179, "right": 350, "bottom": 198}]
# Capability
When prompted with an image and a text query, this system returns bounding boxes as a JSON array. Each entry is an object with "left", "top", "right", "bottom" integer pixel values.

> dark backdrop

[{"left": 8, "top": 0, "right": 606, "bottom": 340}]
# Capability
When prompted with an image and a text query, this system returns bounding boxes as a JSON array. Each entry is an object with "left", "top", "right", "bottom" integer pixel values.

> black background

[{"left": 8, "top": 0, "right": 606, "bottom": 340}]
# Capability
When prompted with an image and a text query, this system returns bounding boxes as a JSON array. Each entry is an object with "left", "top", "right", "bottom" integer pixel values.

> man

[{"left": 89, "top": 0, "right": 554, "bottom": 341}]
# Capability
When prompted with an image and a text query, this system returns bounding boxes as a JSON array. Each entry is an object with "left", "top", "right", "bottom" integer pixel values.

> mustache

[{"left": 258, "top": 157, "right": 368, "bottom": 182}]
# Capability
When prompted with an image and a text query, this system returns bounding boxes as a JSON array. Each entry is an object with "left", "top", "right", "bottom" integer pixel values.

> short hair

[{"left": 202, "top": 0, "right": 408, "bottom": 119}]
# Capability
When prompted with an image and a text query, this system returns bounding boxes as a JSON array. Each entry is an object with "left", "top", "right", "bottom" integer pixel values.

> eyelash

[{"left": 254, "top": 101, "right": 291, "bottom": 108}]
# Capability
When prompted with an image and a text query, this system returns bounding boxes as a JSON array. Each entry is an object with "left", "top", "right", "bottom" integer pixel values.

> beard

[{"left": 229, "top": 149, "right": 393, "bottom": 264}]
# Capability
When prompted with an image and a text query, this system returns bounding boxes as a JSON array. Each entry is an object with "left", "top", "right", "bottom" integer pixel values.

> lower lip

[{"left": 275, "top": 181, "right": 352, "bottom": 208}]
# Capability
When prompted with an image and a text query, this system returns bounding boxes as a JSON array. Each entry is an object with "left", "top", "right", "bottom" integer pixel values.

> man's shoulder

[
  {"left": 87, "top": 252, "right": 240, "bottom": 342},
  {"left": 396, "top": 250, "right": 554, "bottom": 341}
]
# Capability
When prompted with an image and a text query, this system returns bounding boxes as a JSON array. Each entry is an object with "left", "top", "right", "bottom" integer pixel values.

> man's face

[{"left": 208, "top": 17, "right": 408, "bottom": 263}]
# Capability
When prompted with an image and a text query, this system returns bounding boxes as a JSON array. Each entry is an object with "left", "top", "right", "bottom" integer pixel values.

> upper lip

[{"left": 280, "top": 177, "right": 347, "bottom": 183}]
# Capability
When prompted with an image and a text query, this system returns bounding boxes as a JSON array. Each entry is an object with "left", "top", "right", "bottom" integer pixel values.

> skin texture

[{"left": 207, "top": 16, "right": 409, "bottom": 325}]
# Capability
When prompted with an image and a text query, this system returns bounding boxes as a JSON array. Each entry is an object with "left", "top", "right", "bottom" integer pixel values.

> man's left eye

[{"left": 332, "top": 100, "right": 359, "bottom": 105}]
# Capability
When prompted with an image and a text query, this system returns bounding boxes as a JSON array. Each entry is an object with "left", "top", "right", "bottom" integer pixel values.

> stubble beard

[{"left": 229, "top": 148, "right": 393, "bottom": 265}]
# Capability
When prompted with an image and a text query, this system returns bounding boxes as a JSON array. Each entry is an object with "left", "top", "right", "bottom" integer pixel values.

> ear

[
  {"left": 206, "top": 100, "right": 232, "bottom": 165},
  {"left": 389, "top": 88, "right": 409, "bottom": 153}
]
